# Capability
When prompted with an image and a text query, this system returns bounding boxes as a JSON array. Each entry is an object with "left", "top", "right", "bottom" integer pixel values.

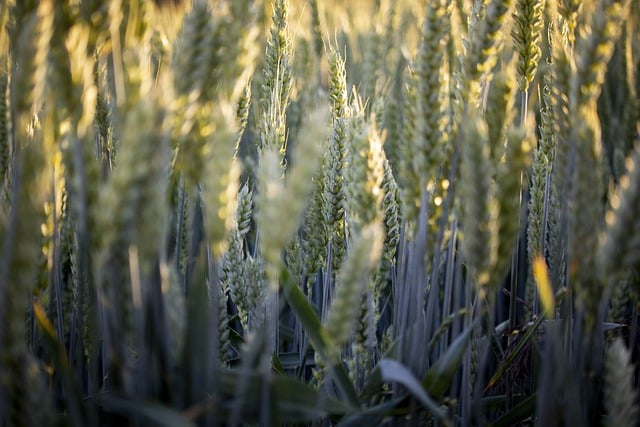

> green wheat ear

[
  {"left": 511, "top": 0, "right": 544, "bottom": 91},
  {"left": 321, "top": 48, "right": 349, "bottom": 273},
  {"left": 396, "top": 0, "right": 451, "bottom": 230},
  {"left": 604, "top": 339, "right": 639, "bottom": 427},
  {"left": 324, "top": 220, "right": 384, "bottom": 363},
  {"left": 494, "top": 124, "right": 532, "bottom": 280},
  {"left": 459, "top": 111, "right": 497, "bottom": 291},
  {"left": 257, "top": 107, "right": 328, "bottom": 284},
  {"left": 257, "top": 0, "right": 293, "bottom": 156}
]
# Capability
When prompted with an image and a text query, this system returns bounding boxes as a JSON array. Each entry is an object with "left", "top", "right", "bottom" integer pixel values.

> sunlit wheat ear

[
  {"left": 170, "top": 0, "right": 217, "bottom": 186},
  {"left": 202, "top": 104, "right": 242, "bottom": 259},
  {"left": 172, "top": 0, "right": 213, "bottom": 99},
  {"left": 64, "top": 24, "right": 99, "bottom": 139},
  {"left": 411, "top": 0, "right": 451, "bottom": 210},
  {"left": 600, "top": 148, "right": 640, "bottom": 283},
  {"left": 573, "top": 0, "right": 629, "bottom": 107},
  {"left": 569, "top": 108, "right": 605, "bottom": 330},
  {"left": 257, "top": 108, "right": 328, "bottom": 284},
  {"left": 218, "top": 2, "right": 261, "bottom": 103},
  {"left": 464, "top": 0, "right": 515, "bottom": 101},
  {"left": 345, "top": 117, "right": 386, "bottom": 237},
  {"left": 257, "top": 0, "right": 293, "bottom": 155},
  {"left": 96, "top": 81, "right": 168, "bottom": 275},
  {"left": 459, "top": 111, "right": 497, "bottom": 291},
  {"left": 329, "top": 48, "right": 349, "bottom": 118},
  {"left": 0, "top": 120, "right": 51, "bottom": 427},
  {"left": 260, "top": 0, "right": 293, "bottom": 114},
  {"left": 511, "top": 0, "right": 544, "bottom": 91},
  {"left": 10, "top": 0, "right": 52, "bottom": 127},
  {"left": 324, "top": 220, "right": 384, "bottom": 364},
  {"left": 604, "top": 339, "right": 639, "bottom": 427}
]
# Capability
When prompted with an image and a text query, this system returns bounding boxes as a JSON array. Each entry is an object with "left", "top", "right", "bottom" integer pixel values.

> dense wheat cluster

[{"left": 1, "top": 0, "right": 640, "bottom": 425}]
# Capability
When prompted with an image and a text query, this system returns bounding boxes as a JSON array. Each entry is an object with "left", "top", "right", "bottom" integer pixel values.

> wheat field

[{"left": 1, "top": 0, "right": 639, "bottom": 425}]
